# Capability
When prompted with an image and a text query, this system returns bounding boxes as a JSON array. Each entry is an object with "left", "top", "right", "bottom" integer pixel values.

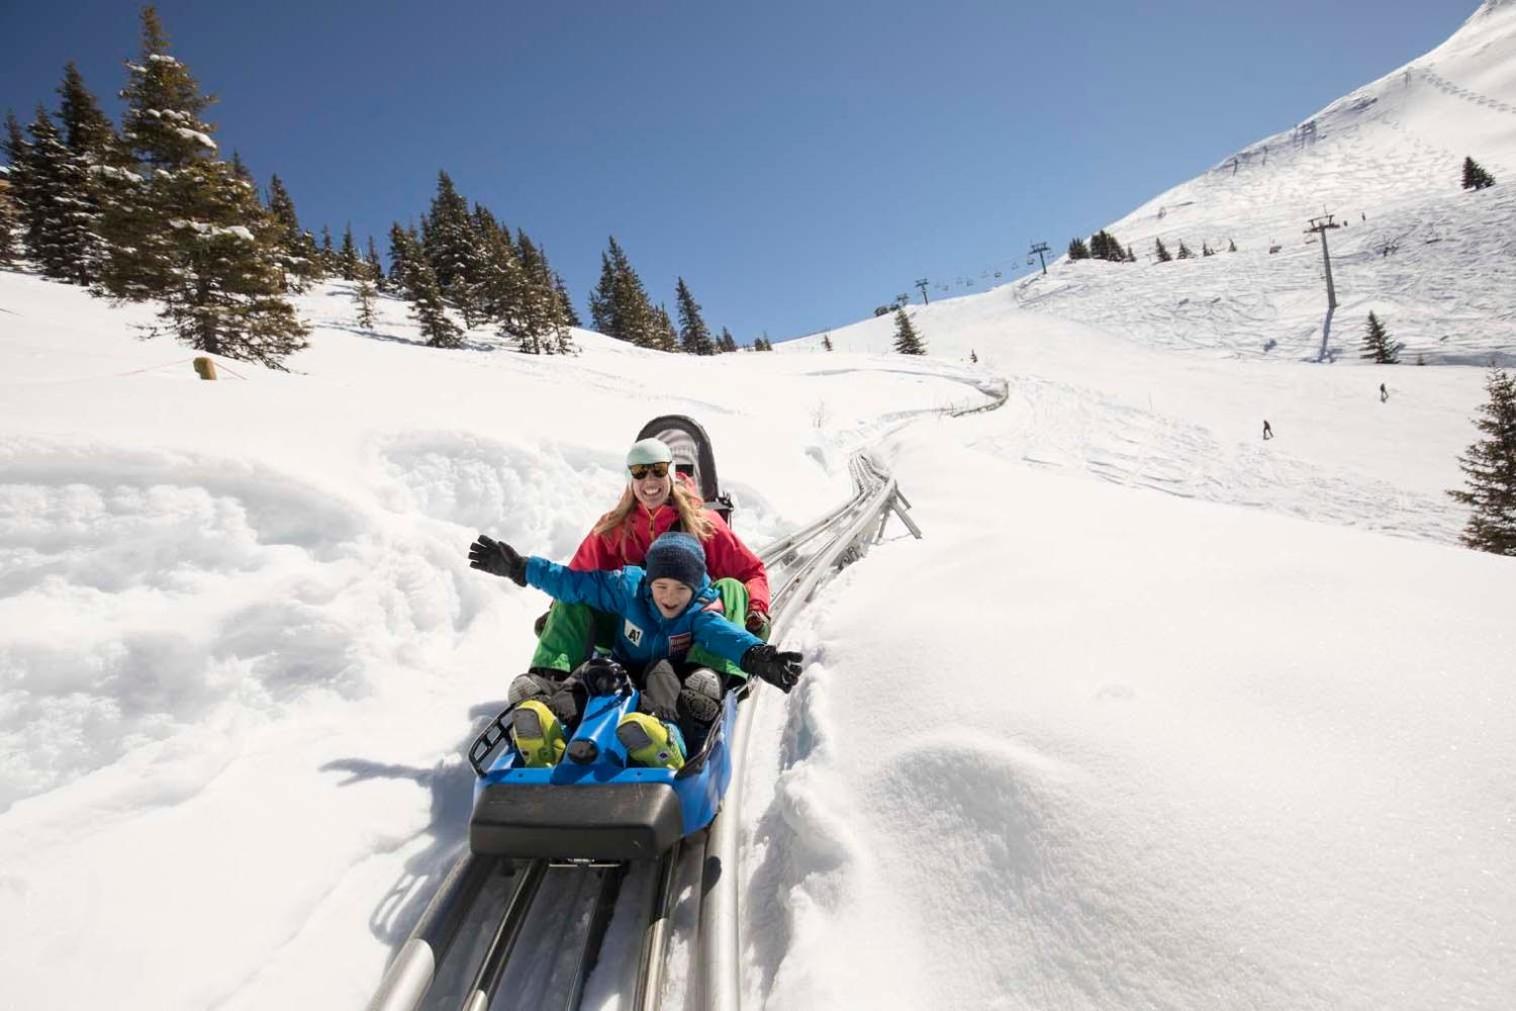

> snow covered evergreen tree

[
  {"left": 1155, "top": 237, "right": 1173, "bottom": 262},
  {"left": 54, "top": 63, "right": 119, "bottom": 285},
  {"left": 17, "top": 106, "right": 76, "bottom": 280},
  {"left": 589, "top": 236, "right": 657, "bottom": 347},
  {"left": 1090, "top": 229, "right": 1126, "bottom": 263},
  {"left": 1177, "top": 240, "right": 1194, "bottom": 260},
  {"left": 553, "top": 272, "right": 580, "bottom": 328},
  {"left": 893, "top": 307, "right": 926, "bottom": 355},
  {"left": 675, "top": 276, "right": 715, "bottom": 355},
  {"left": 422, "top": 171, "right": 484, "bottom": 324},
  {"left": 0, "top": 181, "right": 17, "bottom": 266},
  {"left": 1462, "top": 156, "right": 1496, "bottom": 191},
  {"left": 653, "top": 304, "right": 679, "bottom": 352},
  {"left": 1360, "top": 311, "right": 1403, "bottom": 364},
  {"left": 264, "top": 174, "right": 319, "bottom": 290},
  {"left": 365, "top": 235, "right": 384, "bottom": 286},
  {"left": 1448, "top": 368, "right": 1516, "bottom": 556},
  {"left": 339, "top": 224, "right": 359, "bottom": 280},
  {"left": 718, "top": 326, "right": 738, "bottom": 353},
  {"left": 1067, "top": 237, "right": 1090, "bottom": 260},
  {"left": 822, "top": 333, "right": 833, "bottom": 351},
  {"left": 387, "top": 222, "right": 416, "bottom": 290},
  {"left": 98, "top": 6, "right": 308, "bottom": 368},
  {"left": 319, "top": 225, "right": 335, "bottom": 274},
  {"left": 514, "top": 231, "right": 571, "bottom": 354},
  {"left": 354, "top": 275, "right": 377, "bottom": 329},
  {"left": 395, "top": 227, "right": 462, "bottom": 348}
]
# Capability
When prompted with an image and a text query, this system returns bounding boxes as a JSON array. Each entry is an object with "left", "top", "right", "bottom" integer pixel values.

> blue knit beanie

[{"left": 644, "top": 532, "right": 707, "bottom": 590}]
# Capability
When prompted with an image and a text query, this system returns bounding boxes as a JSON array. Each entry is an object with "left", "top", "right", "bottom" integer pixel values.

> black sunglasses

[{"left": 628, "top": 462, "right": 670, "bottom": 480}]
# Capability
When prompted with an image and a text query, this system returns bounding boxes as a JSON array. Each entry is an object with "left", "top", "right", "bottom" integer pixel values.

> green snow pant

[{"left": 528, "top": 577, "right": 752, "bottom": 679}]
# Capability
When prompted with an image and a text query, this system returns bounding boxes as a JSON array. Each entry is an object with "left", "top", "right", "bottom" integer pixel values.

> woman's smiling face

[{"left": 632, "top": 468, "right": 672, "bottom": 510}]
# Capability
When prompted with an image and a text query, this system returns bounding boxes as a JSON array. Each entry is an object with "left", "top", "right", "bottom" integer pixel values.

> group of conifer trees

[
  {"left": 0, "top": 6, "right": 762, "bottom": 362},
  {"left": 2, "top": 8, "right": 308, "bottom": 367},
  {"left": 1067, "top": 229, "right": 1237, "bottom": 264},
  {"left": 384, "top": 170, "right": 576, "bottom": 353},
  {"left": 587, "top": 237, "right": 742, "bottom": 353}
]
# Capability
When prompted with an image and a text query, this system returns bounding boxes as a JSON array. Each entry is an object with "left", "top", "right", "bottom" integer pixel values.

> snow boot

[
  {"left": 615, "top": 712, "right": 686, "bottom": 770},
  {"left": 511, "top": 700, "right": 566, "bottom": 768}
]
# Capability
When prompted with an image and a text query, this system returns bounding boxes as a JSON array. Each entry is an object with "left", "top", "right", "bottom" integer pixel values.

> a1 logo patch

[{"left": 624, "top": 620, "right": 644, "bottom": 646}]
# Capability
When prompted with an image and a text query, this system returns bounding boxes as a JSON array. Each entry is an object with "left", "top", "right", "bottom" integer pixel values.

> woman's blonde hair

[{"left": 593, "top": 475, "right": 715, "bottom": 546}]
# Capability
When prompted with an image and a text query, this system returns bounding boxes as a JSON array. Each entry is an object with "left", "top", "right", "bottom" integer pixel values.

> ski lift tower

[
  {"left": 1028, "top": 241, "right": 1050, "bottom": 275},
  {"left": 1305, "top": 212, "right": 1341, "bottom": 362}
]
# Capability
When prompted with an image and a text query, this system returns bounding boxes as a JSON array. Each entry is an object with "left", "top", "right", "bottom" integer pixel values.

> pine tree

[
  {"left": 1090, "top": 229, "right": 1125, "bottom": 263},
  {"left": 319, "top": 225, "right": 335, "bottom": 273},
  {"left": 822, "top": 333, "right": 833, "bottom": 351},
  {"left": 1126, "top": 245, "right": 1137, "bottom": 263},
  {"left": 514, "top": 231, "right": 572, "bottom": 354},
  {"left": 1155, "top": 237, "right": 1172, "bottom": 262},
  {"left": 1177, "top": 240, "right": 1194, "bottom": 260},
  {"left": 590, "top": 236, "right": 658, "bottom": 347},
  {"left": 54, "top": 62, "right": 119, "bottom": 285},
  {"left": 1228, "top": 238, "right": 1238, "bottom": 252},
  {"left": 338, "top": 223, "right": 359, "bottom": 280},
  {"left": 388, "top": 222, "right": 415, "bottom": 290},
  {"left": 1448, "top": 368, "right": 1516, "bottom": 555},
  {"left": 1202, "top": 241, "right": 1214, "bottom": 256},
  {"left": 0, "top": 184, "right": 17, "bottom": 266},
  {"left": 970, "top": 349, "right": 978, "bottom": 363},
  {"left": 674, "top": 276, "right": 716, "bottom": 355},
  {"left": 1067, "top": 237, "right": 1090, "bottom": 260},
  {"left": 354, "top": 275, "right": 377, "bottom": 329},
  {"left": 1360, "top": 311, "right": 1403, "bottom": 364},
  {"left": 365, "top": 236, "right": 384, "bottom": 288},
  {"left": 653, "top": 304, "right": 679, "bottom": 352},
  {"left": 1462, "top": 156, "right": 1496, "bottom": 191},
  {"left": 718, "top": 326, "right": 737, "bottom": 353},
  {"left": 419, "top": 171, "right": 488, "bottom": 325},
  {"left": 264, "top": 174, "right": 319, "bottom": 289},
  {"left": 19, "top": 105, "right": 76, "bottom": 280},
  {"left": 395, "top": 227, "right": 462, "bottom": 347},
  {"left": 892, "top": 307, "right": 925, "bottom": 355},
  {"left": 98, "top": 6, "right": 308, "bottom": 367},
  {"left": 553, "top": 272, "right": 580, "bottom": 328}
]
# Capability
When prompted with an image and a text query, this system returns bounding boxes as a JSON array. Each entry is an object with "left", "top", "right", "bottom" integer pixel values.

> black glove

[
  {"left": 468, "top": 534, "right": 527, "bottom": 586},
  {"left": 581, "top": 657, "right": 628, "bottom": 697},
  {"left": 740, "top": 644, "right": 803, "bottom": 693},
  {"left": 745, "top": 609, "right": 772, "bottom": 640}
]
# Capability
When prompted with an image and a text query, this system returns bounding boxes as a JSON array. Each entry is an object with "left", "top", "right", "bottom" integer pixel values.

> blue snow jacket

[{"left": 524, "top": 556, "right": 763, "bottom": 675}]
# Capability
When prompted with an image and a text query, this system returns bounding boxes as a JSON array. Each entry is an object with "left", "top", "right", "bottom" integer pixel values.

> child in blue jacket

[{"left": 469, "top": 530, "right": 803, "bottom": 769}]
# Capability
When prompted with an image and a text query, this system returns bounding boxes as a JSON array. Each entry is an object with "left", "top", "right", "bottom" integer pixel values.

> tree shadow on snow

[{"left": 321, "top": 321, "right": 505, "bottom": 354}]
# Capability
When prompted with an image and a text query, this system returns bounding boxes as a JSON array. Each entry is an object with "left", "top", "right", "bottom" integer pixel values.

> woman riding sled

[
  {"left": 469, "top": 530, "right": 803, "bottom": 770},
  {"left": 512, "top": 437, "right": 771, "bottom": 720}
]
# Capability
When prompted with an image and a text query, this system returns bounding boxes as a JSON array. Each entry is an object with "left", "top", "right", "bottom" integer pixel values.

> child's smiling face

[{"left": 650, "top": 577, "right": 693, "bottom": 618}]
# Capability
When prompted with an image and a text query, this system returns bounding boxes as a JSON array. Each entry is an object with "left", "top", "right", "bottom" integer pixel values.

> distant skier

[
  {"left": 1380, "top": 382, "right": 1389, "bottom": 403},
  {"left": 1262, "top": 419, "right": 1274, "bottom": 441}
]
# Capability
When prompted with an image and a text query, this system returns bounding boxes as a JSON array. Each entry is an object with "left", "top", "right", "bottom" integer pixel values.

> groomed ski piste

[{"left": 3, "top": 3, "right": 1515, "bottom": 1008}]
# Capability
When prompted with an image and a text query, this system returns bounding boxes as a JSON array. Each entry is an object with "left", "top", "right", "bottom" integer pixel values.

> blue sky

[{"left": 1, "top": 1, "right": 1474, "bottom": 344}]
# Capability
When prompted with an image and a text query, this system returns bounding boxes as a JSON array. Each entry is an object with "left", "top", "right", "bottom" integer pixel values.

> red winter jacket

[{"left": 569, "top": 501, "right": 771, "bottom": 616}]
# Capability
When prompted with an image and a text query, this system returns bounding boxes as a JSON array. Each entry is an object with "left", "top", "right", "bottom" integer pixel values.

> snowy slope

[{"left": 805, "top": 0, "right": 1516, "bottom": 364}]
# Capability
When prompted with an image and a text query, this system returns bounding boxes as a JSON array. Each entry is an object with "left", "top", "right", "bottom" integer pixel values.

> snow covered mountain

[{"left": 804, "top": 0, "right": 1516, "bottom": 364}]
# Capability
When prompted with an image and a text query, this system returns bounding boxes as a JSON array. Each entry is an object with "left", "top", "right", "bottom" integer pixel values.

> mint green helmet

[{"left": 626, "top": 438, "right": 673, "bottom": 467}]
